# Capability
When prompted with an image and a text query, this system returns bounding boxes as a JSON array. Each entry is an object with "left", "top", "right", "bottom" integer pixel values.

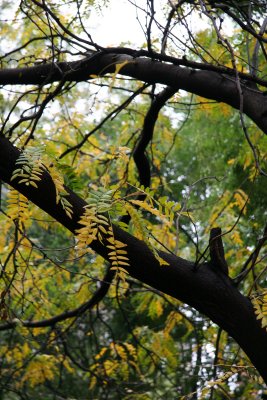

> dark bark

[
  {"left": 1, "top": 50, "right": 267, "bottom": 133},
  {"left": 209, "top": 227, "right": 229, "bottom": 275},
  {"left": 133, "top": 86, "right": 177, "bottom": 188},
  {"left": 0, "top": 134, "right": 267, "bottom": 383}
]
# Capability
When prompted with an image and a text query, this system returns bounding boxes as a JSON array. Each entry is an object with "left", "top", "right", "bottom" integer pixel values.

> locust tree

[{"left": 0, "top": 0, "right": 267, "bottom": 398}]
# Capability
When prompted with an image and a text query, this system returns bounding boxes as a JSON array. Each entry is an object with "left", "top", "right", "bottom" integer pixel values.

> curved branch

[
  {"left": 0, "top": 50, "right": 267, "bottom": 133},
  {"left": 0, "top": 135, "right": 267, "bottom": 382},
  {"left": 122, "top": 86, "right": 176, "bottom": 225},
  {"left": 0, "top": 267, "right": 114, "bottom": 331},
  {"left": 133, "top": 86, "right": 177, "bottom": 188}
]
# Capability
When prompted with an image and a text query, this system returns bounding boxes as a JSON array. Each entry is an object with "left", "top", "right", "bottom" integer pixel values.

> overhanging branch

[
  {"left": 1, "top": 50, "right": 267, "bottom": 133},
  {"left": 0, "top": 134, "right": 267, "bottom": 382}
]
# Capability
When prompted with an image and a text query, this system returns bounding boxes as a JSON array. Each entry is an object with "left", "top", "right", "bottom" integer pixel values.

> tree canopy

[{"left": 0, "top": 0, "right": 267, "bottom": 398}]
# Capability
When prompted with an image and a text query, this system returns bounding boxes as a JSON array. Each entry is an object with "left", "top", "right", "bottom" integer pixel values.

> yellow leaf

[
  {"left": 109, "top": 60, "right": 130, "bottom": 90},
  {"left": 159, "top": 257, "right": 169, "bottom": 266},
  {"left": 227, "top": 158, "right": 236, "bottom": 165}
]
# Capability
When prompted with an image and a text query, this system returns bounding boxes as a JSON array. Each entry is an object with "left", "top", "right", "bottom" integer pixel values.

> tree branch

[
  {"left": 0, "top": 267, "right": 115, "bottom": 331},
  {"left": 1, "top": 50, "right": 267, "bottom": 133},
  {"left": 0, "top": 134, "right": 267, "bottom": 382},
  {"left": 133, "top": 86, "right": 177, "bottom": 188},
  {"left": 209, "top": 227, "right": 228, "bottom": 275}
]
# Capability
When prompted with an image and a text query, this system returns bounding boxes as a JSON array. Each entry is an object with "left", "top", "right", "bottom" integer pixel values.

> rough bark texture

[{"left": 0, "top": 135, "right": 267, "bottom": 383}]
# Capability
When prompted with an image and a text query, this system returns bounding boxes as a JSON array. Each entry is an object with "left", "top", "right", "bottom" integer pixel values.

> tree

[{"left": 0, "top": 0, "right": 267, "bottom": 398}]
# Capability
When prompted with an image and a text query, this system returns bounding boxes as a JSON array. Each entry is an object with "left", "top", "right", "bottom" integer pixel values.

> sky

[
  {"left": 89, "top": 0, "right": 146, "bottom": 47},
  {"left": 86, "top": 0, "right": 234, "bottom": 51},
  {"left": 1, "top": 0, "right": 234, "bottom": 56}
]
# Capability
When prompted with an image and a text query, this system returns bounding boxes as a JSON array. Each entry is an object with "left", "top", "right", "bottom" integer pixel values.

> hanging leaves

[{"left": 11, "top": 147, "right": 44, "bottom": 188}]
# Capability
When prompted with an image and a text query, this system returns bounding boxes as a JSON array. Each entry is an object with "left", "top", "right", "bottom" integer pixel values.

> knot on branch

[{"left": 209, "top": 227, "right": 228, "bottom": 276}]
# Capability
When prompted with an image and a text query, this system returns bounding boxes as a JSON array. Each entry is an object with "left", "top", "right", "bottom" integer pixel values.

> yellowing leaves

[
  {"left": 209, "top": 189, "right": 249, "bottom": 228},
  {"left": 136, "top": 292, "right": 165, "bottom": 320},
  {"left": 109, "top": 60, "right": 131, "bottom": 91},
  {"left": 252, "top": 291, "right": 267, "bottom": 331},
  {"left": 91, "top": 341, "right": 140, "bottom": 385},
  {"left": 106, "top": 226, "right": 130, "bottom": 281},
  {"left": 75, "top": 187, "right": 130, "bottom": 281},
  {"left": 219, "top": 103, "right": 231, "bottom": 116},
  {"left": 5, "top": 343, "right": 31, "bottom": 368},
  {"left": 164, "top": 311, "right": 182, "bottom": 337},
  {"left": 151, "top": 331, "right": 177, "bottom": 368},
  {"left": 6, "top": 189, "right": 31, "bottom": 229},
  {"left": 130, "top": 195, "right": 182, "bottom": 227},
  {"left": 48, "top": 165, "right": 73, "bottom": 218},
  {"left": 90, "top": 60, "right": 131, "bottom": 90},
  {"left": 231, "top": 230, "right": 243, "bottom": 246},
  {"left": 95, "top": 346, "right": 108, "bottom": 361},
  {"left": 19, "top": 354, "right": 58, "bottom": 388},
  {"left": 227, "top": 158, "right": 236, "bottom": 165},
  {"left": 125, "top": 202, "right": 167, "bottom": 265},
  {"left": 148, "top": 298, "right": 164, "bottom": 319},
  {"left": 11, "top": 146, "right": 44, "bottom": 188},
  {"left": 232, "top": 189, "right": 249, "bottom": 214}
]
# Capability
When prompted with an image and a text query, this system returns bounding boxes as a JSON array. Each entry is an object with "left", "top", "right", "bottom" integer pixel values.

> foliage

[{"left": 0, "top": 0, "right": 267, "bottom": 399}]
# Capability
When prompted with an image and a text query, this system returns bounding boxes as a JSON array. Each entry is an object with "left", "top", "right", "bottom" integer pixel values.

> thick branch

[
  {"left": 133, "top": 86, "right": 177, "bottom": 188},
  {"left": 0, "top": 135, "right": 267, "bottom": 382},
  {"left": 1, "top": 51, "right": 267, "bottom": 133}
]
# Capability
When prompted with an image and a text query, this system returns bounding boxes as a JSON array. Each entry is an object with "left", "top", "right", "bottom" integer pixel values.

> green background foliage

[{"left": 0, "top": 0, "right": 266, "bottom": 398}]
